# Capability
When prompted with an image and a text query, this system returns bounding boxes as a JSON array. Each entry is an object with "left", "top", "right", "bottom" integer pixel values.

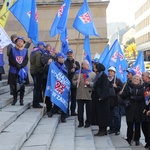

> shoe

[
  {"left": 61, "top": 118, "right": 66, "bottom": 123},
  {"left": 11, "top": 100, "right": 17, "bottom": 105},
  {"left": 84, "top": 124, "right": 90, "bottom": 128},
  {"left": 47, "top": 111, "right": 53, "bottom": 118},
  {"left": 108, "top": 130, "right": 115, "bottom": 134},
  {"left": 125, "top": 139, "right": 131, "bottom": 146},
  {"left": 144, "top": 143, "right": 149, "bottom": 148},
  {"left": 33, "top": 104, "right": 42, "bottom": 108},
  {"left": 94, "top": 131, "right": 107, "bottom": 136},
  {"left": 78, "top": 123, "right": 83, "bottom": 127},
  {"left": 115, "top": 131, "right": 120, "bottom": 135},
  {"left": 71, "top": 112, "right": 78, "bottom": 116},
  {"left": 135, "top": 141, "right": 140, "bottom": 146},
  {"left": 20, "top": 100, "right": 24, "bottom": 106}
]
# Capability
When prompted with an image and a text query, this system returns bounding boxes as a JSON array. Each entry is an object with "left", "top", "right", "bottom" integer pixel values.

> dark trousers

[
  {"left": 42, "top": 78, "right": 52, "bottom": 112},
  {"left": 51, "top": 104, "right": 66, "bottom": 119},
  {"left": 110, "top": 106, "right": 121, "bottom": 132},
  {"left": 31, "top": 73, "right": 43, "bottom": 106},
  {"left": 77, "top": 100, "right": 92, "bottom": 125},
  {"left": 142, "top": 121, "right": 150, "bottom": 146},
  {"left": 126, "top": 121, "right": 141, "bottom": 142},
  {"left": 70, "top": 88, "right": 77, "bottom": 114}
]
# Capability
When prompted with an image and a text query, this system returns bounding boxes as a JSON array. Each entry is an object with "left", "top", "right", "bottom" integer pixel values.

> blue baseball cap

[
  {"left": 37, "top": 41, "right": 46, "bottom": 47},
  {"left": 56, "top": 52, "right": 65, "bottom": 58},
  {"left": 127, "top": 69, "right": 136, "bottom": 75},
  {"left": 15, "top": 36, "right": 26, "bottom": 43},
  {"left": 67, "top": 49, "right": 73, "bottom": 53}
]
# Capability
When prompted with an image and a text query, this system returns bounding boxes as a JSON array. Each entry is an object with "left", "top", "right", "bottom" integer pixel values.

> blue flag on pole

[
  {"left": 57, "top": 0, "right": 71, "bottom": 32},
  {"left": 98, "top": 44, "right": 109, "bottom": 63},
  {"left": 116, "top": 55, "right": 127, "bottom": 83},
  {"left": 50, "top": 0, "right": 71, "bottom": 37},
  {"left": 9, "top": 0, "right": 38, "bottom": 45},
  {"left": 60, "top": 28, "right": 69, "bottom": 55},
  {"left": 84, "top": 36, "right": 92, "bottom": 70},
  {"left": 45, "top": 62, "right": 70, "bottom": 113},
  {"left": 73, "top": 0, "right": 98, "bottom": 36},
  {"left": 130, "top": 51, "right": 145, "bottom": 75},
  {"left": 103, "top": 39, "right": 128, "bottom": 72}
]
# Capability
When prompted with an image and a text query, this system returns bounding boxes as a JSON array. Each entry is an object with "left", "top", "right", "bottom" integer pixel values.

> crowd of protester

[{"left": 4, "top": 34, "right": 150, "bottom": 149}]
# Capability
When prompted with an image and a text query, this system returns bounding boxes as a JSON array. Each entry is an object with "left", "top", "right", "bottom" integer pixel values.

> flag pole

[
  {"left": 0, "top": 10, "right": 9, "bottom": 19},
  {"left": 55, "top": 34, "right": 60, "bottom": 50},
  {"left": 77, "top": 48, "right": 84, "bottom": 88},
  {"left": 75, "top": 32, "right": 80, "bottom": 60}
]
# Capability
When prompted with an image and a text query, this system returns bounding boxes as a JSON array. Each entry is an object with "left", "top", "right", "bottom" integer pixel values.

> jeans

[
  {"left": 31, "top": 73, "right": 43, "bottom": 106},
  {"left": 110, "top": 106, "right": 121, "bottom": 132}
]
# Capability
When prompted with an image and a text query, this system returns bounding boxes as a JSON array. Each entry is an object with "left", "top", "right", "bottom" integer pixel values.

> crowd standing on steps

[{"left": 2, "top": 35, "right": 150, "bottom": 150}]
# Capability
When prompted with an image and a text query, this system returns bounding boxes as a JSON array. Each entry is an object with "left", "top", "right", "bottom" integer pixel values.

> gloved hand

[{"left": 16, "top": 64, "right": 21, "bottom": 70}]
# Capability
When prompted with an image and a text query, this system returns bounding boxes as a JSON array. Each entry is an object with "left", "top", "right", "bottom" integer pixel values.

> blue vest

[
  {"left": 9, "top": 47, "right": 28, "bottom": 74},
  {"left": 0, "top": 48, "right": 4, "bottom": 66}
]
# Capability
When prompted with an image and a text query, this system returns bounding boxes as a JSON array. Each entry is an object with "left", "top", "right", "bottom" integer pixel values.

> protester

[
  {"left": 47, "top": 52, "right": 68, "bottom": 123},
  {"left": 7, "top": 34, "right": 31, "bottom": 94},
  {"left": 41, "top": 44, "right": 56, "bottom": 113},
  {"left": 72, "top": 60, "right": 95, "bottom": 127},
  {"left": 8, "top": 36, "right": 28, "bottom": 106},
  {"left": 91, "top": 63, "right": 110, "bottom": 136},
  {"left": 107, "top": 66, "right": 123, "bottom": 135},
  {"left": 127, "top": 69, "right": 136, "bottom": 82},
  {"left": 141, "top": 71, "right": 150, "bottom": 149},
  {"left": 0, "top": 47, "right": 5, "bottom": 81},
  {"left": 120, "top": 74, "right": 145, "bottom": 146},
  {"left": 64, "top": 49, "right": 80, "bottom": 116},
  {"left": 30, "top": 41, "right": 46, "bottom": 108}
]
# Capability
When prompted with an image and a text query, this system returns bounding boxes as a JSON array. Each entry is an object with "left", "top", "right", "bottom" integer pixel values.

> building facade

[{"left": 0, "top": 0, "right": 109, "bottom": 78}]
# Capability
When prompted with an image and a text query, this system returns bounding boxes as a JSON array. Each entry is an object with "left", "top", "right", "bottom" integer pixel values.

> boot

[
  {"left": 20, "top": 90, "right": 24, "bottom": 106},
  {"left": 94, "top": 127, "right": 107, "bottom": 136},
  {"left": 12, "top": 90, "right": 17, "bottom": 105}
]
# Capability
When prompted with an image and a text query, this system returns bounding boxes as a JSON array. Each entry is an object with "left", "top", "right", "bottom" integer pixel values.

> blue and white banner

[{"left": 45, "top": 62, "right": 70, "bottom": 113}]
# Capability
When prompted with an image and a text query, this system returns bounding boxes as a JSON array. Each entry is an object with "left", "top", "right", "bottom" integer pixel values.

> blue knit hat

[
  {"left": 37, "top": 41, "right": 46, "bottom": 47},
  {"left": 56, "top": 52, "right": 65, "bottom": 58},
  {"left": 67, "top": 49, "right": 73, "bottom": 53},
  {"left": 15, "top": 36, "right": 26, "bottom": 43},
  {"left": 127, "top": 69, "right": 136, "bottom": 75}
]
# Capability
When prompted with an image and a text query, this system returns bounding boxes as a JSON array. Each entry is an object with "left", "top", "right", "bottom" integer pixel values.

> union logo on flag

[
  {"left": 16, "top": 56, "right": 23, "bottom": 64},
  {"left": 79, "top": 11, "right": 92, "bottom": 24},
  {"left": 119, "top": 65, "right": 123, "bottom": 77},
  {"left": 58, "top": 3, "right": 66, "bottom": 17},
  {"left": 54, "top": 80, "right": 66, "bottom": 95},
  {"left": 133, "top": 65, "right": 141, "bottom": 75},
  {"left": 27, "top": 9, "right": 38, "bottom": 22}
]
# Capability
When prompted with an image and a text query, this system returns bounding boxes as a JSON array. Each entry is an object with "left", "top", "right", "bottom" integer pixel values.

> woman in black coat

[
  {"left": 120, "top": 75, "right": 145, "bottom": 146},
  {"left": 91, "top": 63, "right": 110, "bottom": 136}
]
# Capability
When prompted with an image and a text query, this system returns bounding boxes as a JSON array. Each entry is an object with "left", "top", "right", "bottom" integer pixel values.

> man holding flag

[{"left": 46, "top": 52, "right": 70, "bottom": 123}]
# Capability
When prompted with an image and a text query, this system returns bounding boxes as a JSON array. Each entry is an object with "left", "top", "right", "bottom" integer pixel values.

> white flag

[
  {"left": 94, "top": 52, "right": 100, "bottom": 60},
  {"left": 0, "top": 25, "right": 11, "bottom": 48}
]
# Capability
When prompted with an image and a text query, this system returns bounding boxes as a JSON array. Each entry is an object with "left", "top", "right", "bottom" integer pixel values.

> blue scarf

[
  {"left": 93, "top": 72, "right": 103, "bottom": 86},
  {"left": 54, "top": 61, "right": 68, "bottom": 74},
  {"left": 75, "top": 69, "right": 92, "bottom": 79}
]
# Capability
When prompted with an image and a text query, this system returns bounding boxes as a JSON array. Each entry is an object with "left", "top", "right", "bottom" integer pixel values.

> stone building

[{"left": 0, "top": 0, "right": 109, "bottom": 79}]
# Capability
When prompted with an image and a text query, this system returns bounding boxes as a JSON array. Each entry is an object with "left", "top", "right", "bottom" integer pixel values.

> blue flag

[
  {"left": 104, "top": 39, "right": 128, "bottom": 72},
  {"left": 57, "top": 0, "right": 71, "bottom": 32},
  {"left": 98, "top": 44, "right": 109, "bottom": 63},
  {"left": 9, "top": 0, "right": 38, "bottom": 45},
  {"left": 50, "top": 0, "right": 71, "bottom": 37},
  {"left": 130, "top": 51, "right": 145, "bottom": 75},
  {"left": 60, "top": 28, "right": 69, "bottom": 56},
  {"left": 73, "top": 0, "right": 98, "bottom": 36},
  {"left": 116, "top": 55, "right": 127, "bottom": 83},
  {"left": 45, "top": 62, "right": 70, "bottom": 113},
  {"left": 84, "top": 36, "right": 92, "bottom": 70}
]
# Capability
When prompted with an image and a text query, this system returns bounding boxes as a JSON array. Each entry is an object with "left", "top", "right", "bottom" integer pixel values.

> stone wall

[{"left": 1, "top": 1, "right": 109, "bottom": 80}]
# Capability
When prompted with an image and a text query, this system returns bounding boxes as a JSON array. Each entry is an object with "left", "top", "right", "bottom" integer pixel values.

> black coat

[
  {"left": 64, "top": 59, "right": 80, "bottom": 88},
  {"left": 91, "top": 72, "right": 110, "bottom": 127},
  {"left": 120, "top": 82, "right": 145, "bottom": 122}
]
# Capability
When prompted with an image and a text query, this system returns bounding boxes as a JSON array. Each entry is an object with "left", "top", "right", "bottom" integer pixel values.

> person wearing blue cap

[
  {"left": 64, "top": 49, "right": 80, "bottom": 116},
  {"left": 47, "top": 52, "right": 68, "bottom": 123},
  {"left": 30, "top": 41, "right": 46, "bottom": 108},
  {"left": 8, "top": 36, "right": 28, "bottom": 106},
  {"left": 127, "top": 69, "right": 136, "bottom": 82}
]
